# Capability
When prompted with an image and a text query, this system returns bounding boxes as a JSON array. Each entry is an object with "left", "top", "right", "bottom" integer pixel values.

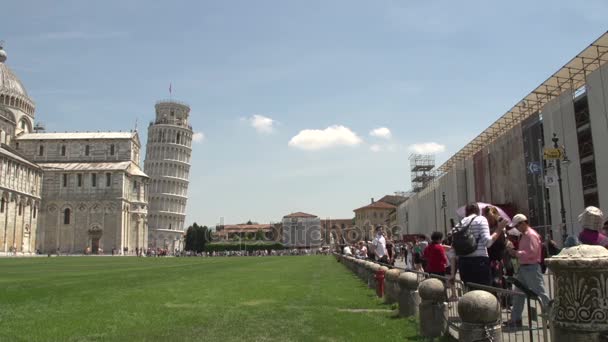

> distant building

[
  {"left": 320, "top": 218, "right": 355, "bottom": 244},
  {"left": 216, "top": 223, "right": 276, "bottom": 241},
  {"left": 282, "top": 212, "right": 321, "bottom": 248},
  {"left": 377, "top": 195, "right": 408, "bottom": 230},
  {"left": 353, "top": 198, "right": 398, "bottom": 239}
]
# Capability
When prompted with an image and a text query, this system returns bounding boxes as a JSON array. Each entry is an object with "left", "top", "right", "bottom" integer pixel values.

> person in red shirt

[{"left": 423, "top": 231, "right": 448, "bottom": 276}]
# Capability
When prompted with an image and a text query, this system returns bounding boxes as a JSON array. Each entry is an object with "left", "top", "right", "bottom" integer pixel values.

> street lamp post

[
  {"left": 552, "top": 133, "right": 568, "bottom": 244},
  {"left": 441, "top": 192, "right": 448, "bottom": 236}
]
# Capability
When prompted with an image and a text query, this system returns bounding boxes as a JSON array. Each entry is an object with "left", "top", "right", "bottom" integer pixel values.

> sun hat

[
  {"left": 510, "top": 214, "right": 528, "bottom": 227},
  {"left": 578, "top": 206, "right": 604, "bottom": 231}
]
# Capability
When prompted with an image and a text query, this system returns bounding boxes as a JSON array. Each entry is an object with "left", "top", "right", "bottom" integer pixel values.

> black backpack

[{"left": 452, "top": 216, "right": 479, "bottom": 256}]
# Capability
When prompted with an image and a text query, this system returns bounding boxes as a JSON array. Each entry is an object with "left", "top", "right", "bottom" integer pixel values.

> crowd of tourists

[
  {"left": 183, "top": 248, "right": 332, "bottom": 257},
  {"left": 343, "top": 203, "right": 608, "bottom": 329}
]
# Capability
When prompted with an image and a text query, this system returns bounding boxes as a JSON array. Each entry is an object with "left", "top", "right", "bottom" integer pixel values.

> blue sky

[{"left": 3, "top": 1, "right": 607, "bottom": 227}]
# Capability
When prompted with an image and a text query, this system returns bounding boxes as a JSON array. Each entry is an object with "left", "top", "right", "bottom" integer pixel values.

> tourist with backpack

[{"left": 449, "top": 203, "right": 507, "bottom": 286}]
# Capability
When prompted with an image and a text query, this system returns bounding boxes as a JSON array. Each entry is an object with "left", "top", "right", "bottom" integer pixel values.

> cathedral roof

[
  {"left": 0, "top": 44, "right": 35, "bottom": 114},
  {"left": 17, "top": 131, "right": 137, "bottom": 140},
  {"left": 37, "top": 161, "right": 148, "bottom": 178},
  {"left": 0, "top": 145, "right": 41, "bottom": 169},
  {"left": 0, "top": 62, "right": 29, "bottom": 98}
]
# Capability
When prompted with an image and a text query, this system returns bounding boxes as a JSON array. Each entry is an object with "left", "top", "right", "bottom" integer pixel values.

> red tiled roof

[
  {"left": 283, "top": 212, "right": 317, "bottom": 218},
  {"left": 378, "top": 195, "right": 408, "bottom": 206},
  {"left": 353, "top": 201, "right": 396, "bottom": 212},
  {"left": 222, "top": 224, "right": 273, "bottom": 231}
]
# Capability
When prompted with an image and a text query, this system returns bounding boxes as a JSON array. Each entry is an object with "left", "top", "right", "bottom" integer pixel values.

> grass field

[{"left": 0, "top": 255, "right": 427, "bottom": 341}]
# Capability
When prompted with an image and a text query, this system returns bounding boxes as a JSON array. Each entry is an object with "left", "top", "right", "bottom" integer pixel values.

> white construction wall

[
  {"left": 541, "top": 90, "right": 585, "bottom": 239},
  {"left": 587, "top": 63, "right": 608, "bottom": 212}
]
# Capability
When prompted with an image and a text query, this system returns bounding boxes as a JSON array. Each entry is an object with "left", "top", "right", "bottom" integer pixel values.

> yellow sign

[{"left": 543, "top": 148, "right": 563, "bottom": 160}]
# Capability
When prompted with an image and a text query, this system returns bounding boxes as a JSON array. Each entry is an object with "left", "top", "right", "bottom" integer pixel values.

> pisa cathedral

[{"left": 0, "top": 44, "right": 192, "bottom": 255}]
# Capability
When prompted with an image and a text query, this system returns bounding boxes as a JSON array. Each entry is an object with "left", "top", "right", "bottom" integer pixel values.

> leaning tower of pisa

[{"left": 144, "top": 100, "right": 193, "bottom": 251}]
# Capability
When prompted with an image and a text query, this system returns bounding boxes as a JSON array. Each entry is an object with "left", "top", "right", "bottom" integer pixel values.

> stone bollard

[
  {"left": 418, "top": 278, "right": 448, "bottom": 338},
  {"left": 384, "top": 269, "right": 401, "bottom": 304},
  {"left": 369, "top": 263, "right": 380, "bottom": 289},
  {"left": 545, "top": 245, "right": 608, "bottom": 342},
  {"left": 356, "top": 259, "right": 366, "bottom": 280},
  {"left": 398, "top": 272, "right": 420, "bottom": 317},
  {"left": 458, "top": 290, "right": 502, "bottom": 342}
]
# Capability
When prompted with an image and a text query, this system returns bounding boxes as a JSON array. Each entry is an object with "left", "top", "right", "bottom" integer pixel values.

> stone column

[
  {"left": 398, "top": 272, "right": 420, "bottom": 317},
  {"left": 418, "top": 278, "right": 448, "bottom": 338},
  {"left": 457, "top": 290, "right": 502, "bottom": 342},
  {"left": 545, "top": 245, "right": 608, "bottom": 342},
  {"left": 384, "top": 268, "right": 401, "bottom": 304},
  {"left": 356, "top": 259, "right": 366, "bottom": 280}
]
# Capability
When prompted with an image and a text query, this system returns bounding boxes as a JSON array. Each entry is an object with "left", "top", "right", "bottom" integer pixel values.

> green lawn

[{"left": 0, "top": 256, "right": 425, "bottom": 341}]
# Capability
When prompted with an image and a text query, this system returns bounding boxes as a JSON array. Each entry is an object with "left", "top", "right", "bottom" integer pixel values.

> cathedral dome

[{"left": 0, "top": 44, "right": 35, "bottom": 116}]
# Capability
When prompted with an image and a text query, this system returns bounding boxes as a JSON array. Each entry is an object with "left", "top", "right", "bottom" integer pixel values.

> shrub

[{"left": 204, "top": 242, "right": 285, "bottom": 252}]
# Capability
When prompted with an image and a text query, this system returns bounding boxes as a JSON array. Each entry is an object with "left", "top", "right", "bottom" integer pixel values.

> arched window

[{"left": 64, "top": 208, "right": 71, "bottom": 224}]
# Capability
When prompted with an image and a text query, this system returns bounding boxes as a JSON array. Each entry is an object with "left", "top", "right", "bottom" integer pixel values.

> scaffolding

[{"left": 409, "top": 154, "right": 435, "bottom": 192}]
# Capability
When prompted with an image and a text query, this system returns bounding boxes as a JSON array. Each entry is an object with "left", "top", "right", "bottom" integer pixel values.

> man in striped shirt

[{"left": 451, "top": 203, "right": 507, "bottom": 286}]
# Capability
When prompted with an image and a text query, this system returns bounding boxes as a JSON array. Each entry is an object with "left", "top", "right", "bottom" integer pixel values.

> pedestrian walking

[
  {"left": 451, "top": 203, "right": 506, "bottom": 286},
  {"left": 503, "top": 214, "right": 551, "bottom": 328},
  {"left": 423, "top": 231, "right": 448, "bottom": 276},
  {"left": 484, "top": 206, "right": 508, "bottom": 289},
  {"left": 385, "top": 236, "right": 395, "bottom": 265},
  {"left": 372, "top": 226, "right": 388, "bottom": 263}
]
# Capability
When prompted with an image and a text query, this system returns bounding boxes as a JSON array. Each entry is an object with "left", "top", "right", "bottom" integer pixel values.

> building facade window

[
  {"left": 0, "top": 198, "right": 4, "bottom": 213},
  {"left": 64, "top": 208, "right": 70, "bottom": 224},
  {"left": 39, "top": 145, "right": 44, "bottom": 156},
  {"left": 61, "top": 145, "right": 66, "bottom": 156},
  {"left": 85, "top": 145, "right": 90, "bottom": 156},
  {"left": 18, "top": 203, "right": 22, "bottom": 216},
  {"left": 33, "top": 206, "right": 37, "bottom": 218},
  {"left": 62, "top": 174, "right": 67, "bottom": 187},
  {"left": 106, "top": 173, "right": 111, "bottom": 187},
  {"left": 91, "top": 174, "right": 97, "bottom": 187},
  {"left": 77, "top": 174, "right": 82, "bottom": 187},
  {"left": 110, "top": 144, "right": 115, "bottom": 156}
]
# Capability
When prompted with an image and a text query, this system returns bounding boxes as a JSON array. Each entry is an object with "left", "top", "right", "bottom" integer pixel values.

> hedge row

[{"left": 204, "top": 242, "right": 286, "bottom": 252}]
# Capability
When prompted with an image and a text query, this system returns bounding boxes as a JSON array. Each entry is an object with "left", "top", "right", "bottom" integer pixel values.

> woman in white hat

[{"left": 578, "top": 206, "right": 608, "bottom": 248}]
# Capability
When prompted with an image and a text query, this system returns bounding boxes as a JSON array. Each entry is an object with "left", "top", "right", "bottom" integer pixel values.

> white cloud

[
  {"left": 192, "top": 132, "right": 205, "bottom": 143},
  {"left": 249, "top": 114, "right": 275, "bottom": 133},
  {"left": 370, "top": 127, "right": 392, "bottom": 139},
  {"left": 370, "top": 144, "right": 382, "bottom": 152},
  {"left": 288, "top": 125, "right": 363, "bottom": 151},
  {"left": 408, "top": 142, "right": 446, "bottom": 154}
]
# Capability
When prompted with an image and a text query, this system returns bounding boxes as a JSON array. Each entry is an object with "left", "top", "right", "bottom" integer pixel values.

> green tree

[
  {"left": 255, "top": 229, "right": 265, "bottom": 240},
  {"left": 184, "top": 223, "right": 209, "bottom": 252}
]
